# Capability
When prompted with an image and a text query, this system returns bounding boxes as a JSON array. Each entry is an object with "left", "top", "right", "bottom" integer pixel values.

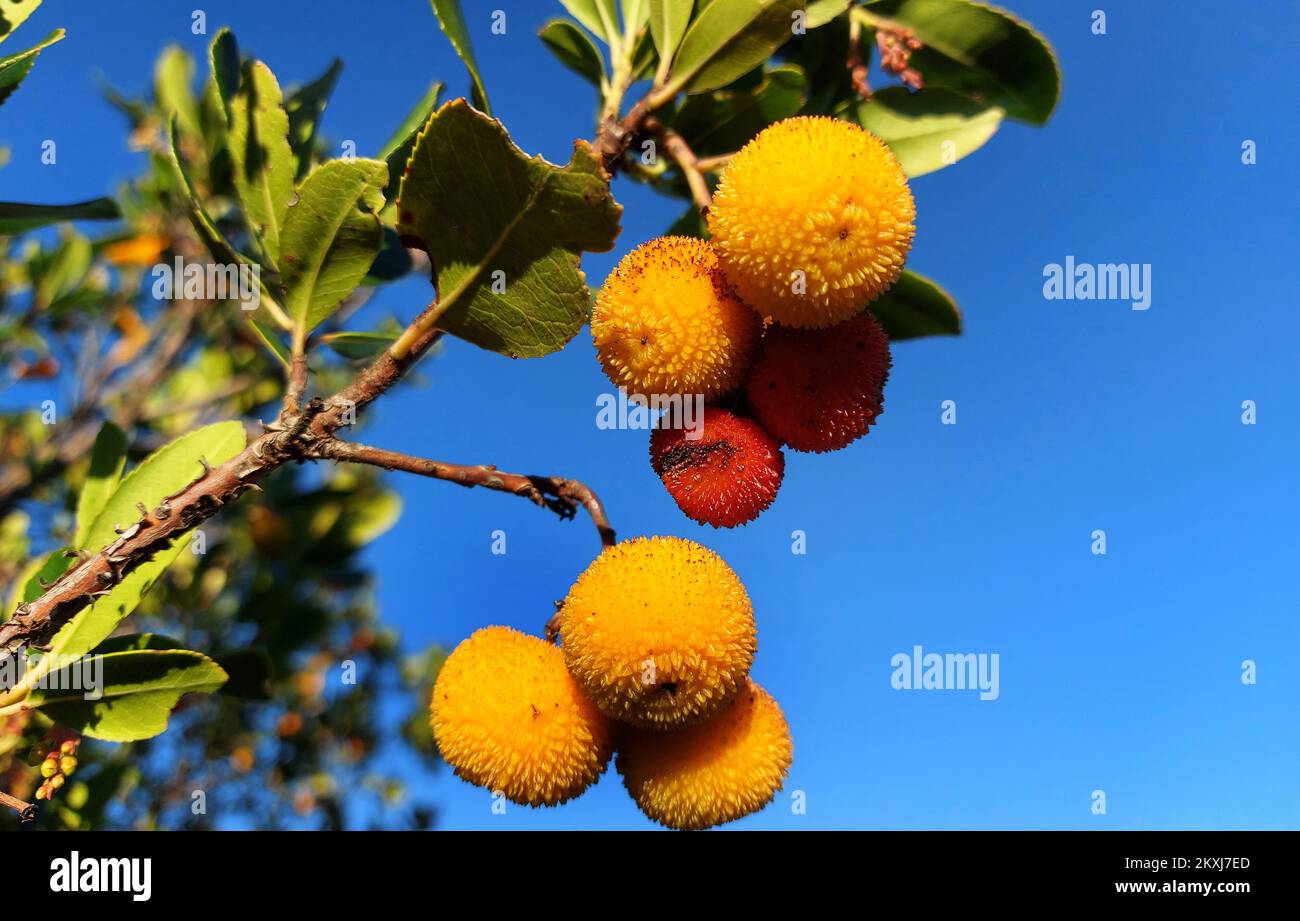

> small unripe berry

[
  {"left": 60, "top": 740, "right": 77, "bottom": 756},
  {"left": 558, "top": 536, "right": 756, "bottom": 728},
  {"left": 431, "top": 626, "right": 615, "bottom": 806},
  {"left": 59, "top": 755, "right": 78, "bottom": 775},
  {"left": 618, "top": 679, "right": 793, "bottom": 830},
  {"left": 709, "top": 117, "right": 915, "bottom": 329},
  {"left": 40, "top": 756, "right": 58, "bottom": 778},
  {"left": 49, "top": 774, "right": 65, "bottom": 791},
  {"left": 650, "top": 407, "right": 784, "bottom": 528},
  {"left": 592, "top": 236, "right": 760, "bottom": 399},
  {"left": 747, "top": 311, "right": 891, "bottom": 452}
]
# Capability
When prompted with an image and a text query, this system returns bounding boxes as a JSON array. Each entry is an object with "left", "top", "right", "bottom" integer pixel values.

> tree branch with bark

[{"left": 0, "top": 295, "right": 614, "bottom": 716}]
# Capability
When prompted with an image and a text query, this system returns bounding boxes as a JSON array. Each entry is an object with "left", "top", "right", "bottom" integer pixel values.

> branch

[
  {"left": 854, "top": 7, "right": 924, "bottom": 92},
  {"left": 847, "top": 11, "right": 873, "bottom": 100},
  {"left": 0, "top": 288, "right": 621, "bottom": 667},
  {"left": 3, "top": 111, "right": 635, "bottom": 675},
  {"left": 0, "top": 789, "right": 36, "bottom": 823},
  {"left": 0, "top": 303, "right": 448, "bottom": 670},
  {"left": 312, "top": 440, "right": 616, "bottom": 548},
  {"left": 694, "top": 152, "right": 734, "bottom": 174},
  {"left": 593, "top": 97, "right": 652, "bottom": 173},
  {"left": 647, "top": 118, "right": 712, "bottom": 215},
  {"left": 283, "top": 351, "right": 308, "bottom": 416}
]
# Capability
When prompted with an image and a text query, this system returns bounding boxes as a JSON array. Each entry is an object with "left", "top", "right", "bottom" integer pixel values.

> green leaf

[
  {"left": 280, "top": 158, "right": 387, "bottom": 336},
  {"left": 154, "top": 45, "right": 201, "bottom": 140},
  {"left": 248, "top": 316, "right": 291, "bottom": 367},
  {"left": 560, "top": 0, "right": 621, "bottom": 44},
  {"left": 853, "top": 86, "right": 1002, "bottom": 177},
  {"left": 0, "top": 0, "right": 45, "bottom": 45},
  {"left": 397, "top": 100, "right": 622, "bottom": 358},
  {"left": 208, "top": 27, "right": 240, "bottom": 122},
  {"left": 28, "top": 648, "right": 228, "bottom": 742},
  {"left": 862, "top": 0, "right": 1060, "bottom": 125},
  {"left": 20, "top": 550, "right": 73, "bottom": 604},
  {"left": 322, "top": 330, "right": 399, "bottom": 360},
  {"left": 621, "top": 0, "right": 651, "bottom": 32},
  {"left": 648, "top": 0, "right": 694, "bottom": 65},
  {"left": 44, "top": 422, "right": 247, "bottom": 666},
  {"left": 660, "top": 0, "right": 803, "bottom": 98},
  {"left": 670, "top": 62, "right": 806, "bottom": 157},
  {"left": 79, "top": 422, "right": 246, "bottom": 556},
  {"left": 868, "top": 269, "right": 961, "bottom": 340},
  {"left": 164, "top": 117, "right": 243, "bottom": 269},
  {"left": 378, "top": 81, "right": 443, "bottom": 204},
  {"left": 285, "top": 58, "right": 343, "bottom": 180},
  {"left": 228, "top": 61, "right": 296, "bottom": 265},
  {"left": 89, "top": 633, "right": 183, "bottom": 655},
  {"left": 805, "top": 0, "right": 849, "bottom": 28},
  {"left": 630, "top": 17, "right": 659, "bottom": 79},
  {"left": 0, "top": 28, "right": 63, "bottom": 109},
  {"left": 0, "top": 197, "right": 118, "bottom": 234},
  {"left": 428, "top": 0, "right": 491, "bottom": 115},
  {"left": 539, "top": 19, "right": 606, "bottom": 88},
  {"left": 167, "top": 116, "right": 280, "bottom": 321},
  {"left": 33, "top": 231, "right": 91, "bottom": 307},
  {"left": 75, "top": 423, "right": 129, "bottom": 546},
  {"left": 339, "top": 490, "right": 402, "bottom": 546},
  {"left": 4, "top": 553, "right": 54, "bottom": 615}
]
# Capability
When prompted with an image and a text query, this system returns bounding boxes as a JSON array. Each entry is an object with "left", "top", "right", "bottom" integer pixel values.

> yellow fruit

[
  {"left": 102, "top": 233, "right": 169, "bottom": 268},
  {"left": 558, "top": 536, "right": 756, "bottom": 728},
  {"left": 618, "top": 679, "right": 793, "bottom": 830},
  {"left": 708, "top": 117, "right": 915, "bottom": 328},
  {"left": 592, "top": 236, "right": 760, "bottom": 399},
  {"left": 431, "top": 626, "right": 615, "bottom": 806}
]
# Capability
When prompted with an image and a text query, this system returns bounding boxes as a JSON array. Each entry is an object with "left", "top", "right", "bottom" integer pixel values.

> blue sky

[{"left": 3, "top": 1, "right": 1298, "bottom": 830}]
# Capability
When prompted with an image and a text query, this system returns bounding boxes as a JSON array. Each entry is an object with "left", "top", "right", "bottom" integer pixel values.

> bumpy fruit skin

[
  {"left": 747, "top": 311, "right": 891, "bottom": 452},
  {"left": 708, "top": 117, "right": 915, "bottom": 329},
  {"left": 558, "top": 536, "right": 756, "bottom": 728},
  {"left": 650, "top": 407, "right": 784, "bottom": 528},
  {"left": 592, "top": 236, "right": 761, "bottom": 399},
  {"left": 431, "top": 626, "right": 616, "bottom": 806},
  {"left": 618, "top": 679, "right": 793, "bottom": 830}
]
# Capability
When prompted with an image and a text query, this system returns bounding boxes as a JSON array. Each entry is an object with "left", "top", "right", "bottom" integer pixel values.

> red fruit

[
  {"left": 746, "top": 311, "right": 891, "bottom": 452},
  {"left": 650, "top": 407, "right": 784, "bottom": 528}
]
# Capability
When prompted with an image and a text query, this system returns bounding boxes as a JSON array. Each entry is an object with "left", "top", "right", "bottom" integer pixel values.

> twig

[
  {"left": 0, "top": 789, "right": 37, "bottom": 823},
  {"left": 847, "top": 11, "right": 873, "bottom": 100},
  {"left": 648, "top": 118, "right": 712, "bottom": 215},
  {"left": 1, "top": 94, "right": 645, "bottom": 680},
  {"left": 283, "top": 352, "right": 308, "bottom": 416},
  {"left": 693, "top": 152, "right": 734, "bottom": 174},
  {"left": 312, "top": 440, "right": 616, "bottom": 548},
  {"left": 593, "top": 97, "right": 652, "bottom": 173},
  {"left": 0, "top": 284, "right": 620, "bottom": 671},
  {"left": 854, "top": 7, "right": 925, "bottom": 92}
]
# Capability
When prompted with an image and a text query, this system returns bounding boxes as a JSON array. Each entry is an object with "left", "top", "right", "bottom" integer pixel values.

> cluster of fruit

[
  {"left": 430, "top": 536, "right": 791, "bottom": 830},
  {"left": 30, "top": 736, "right": 80, "bottom": 802},
  {"left": 592, "top": 117, "right": 915, "bottom": 528}
]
